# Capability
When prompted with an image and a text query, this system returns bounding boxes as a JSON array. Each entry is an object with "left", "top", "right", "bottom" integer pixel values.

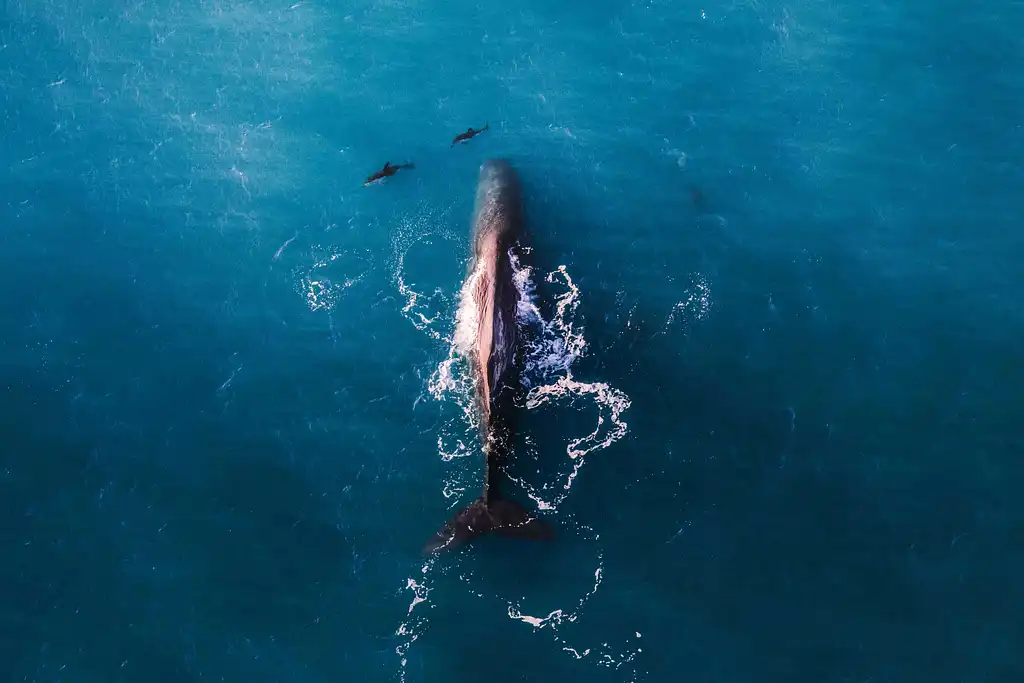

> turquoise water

[{"left": 3, "top": 0, "right": 1023, "bottom": 681}]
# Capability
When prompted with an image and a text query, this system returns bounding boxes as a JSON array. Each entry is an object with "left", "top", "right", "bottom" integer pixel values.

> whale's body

[{"left": 423, "top": 159, "right": 553, "bottom": 554}]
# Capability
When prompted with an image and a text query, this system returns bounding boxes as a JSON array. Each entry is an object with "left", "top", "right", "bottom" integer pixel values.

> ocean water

[{"left": 2, "top": 0, "right": 1023, "bottom": 681}]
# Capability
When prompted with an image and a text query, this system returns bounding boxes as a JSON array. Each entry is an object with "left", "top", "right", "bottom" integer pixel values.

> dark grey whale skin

[{"left": 423, "top": 159, "right": 554, "bottom": 555}]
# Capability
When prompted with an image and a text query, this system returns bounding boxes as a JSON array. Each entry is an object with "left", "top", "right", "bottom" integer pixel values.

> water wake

[
  {"left": 390, "top": 205, "right": 461, "bottom": 342},
  {"left": 293, "top": 243, "right": 373, "bottom": 313},
  {"left": 392, "top": 235, "right": 640, "bottom": 680}
]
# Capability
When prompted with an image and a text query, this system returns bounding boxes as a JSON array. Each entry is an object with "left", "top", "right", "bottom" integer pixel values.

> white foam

[
  {"left": 393, "top": 557, "right": 437, "bottom": 683},
  {"left": 502, "top": 523, "right": 642, "bottom": 679},
  {"left": 664, "top": 274, "right": 713, "bottom": 331},
  {"left": 508, "top": 551, "right": 603, "bottom": 631},
  {"left": 392, "top": 241, "right": 642, "bottom": 679},
  {"left": 452, "top": 267, "right": 485, "bottom": 356},
  {"left": 294, "top": 244, "right": 373, "bottom": 313},
  {"left": 394, "top": 246, "right": 447, "bottom": 341},
  {"left": 389, "top": 205, "right": 461, "bottom": 343},
  {"left": 419, "top": 248, "right": 633, "bottom": 510}
]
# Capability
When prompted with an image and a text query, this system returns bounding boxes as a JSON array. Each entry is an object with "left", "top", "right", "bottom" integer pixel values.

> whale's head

[
  {"left": 478, "top": 158, "right": 518, "bottom": 191},
  {"left": 472, "top": 158, "right": 523, "bottom": 250}
]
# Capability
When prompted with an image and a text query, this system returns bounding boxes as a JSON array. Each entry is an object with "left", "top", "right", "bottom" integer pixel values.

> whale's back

[
  {"left": 467, "top": 160, "right": 524, "bottom": 421},
  {"left": 472, "top": 231, "right": 517, "bottom": 420},
  {"left": 424, "top": 159, "right": 554, "bottom": 555}
]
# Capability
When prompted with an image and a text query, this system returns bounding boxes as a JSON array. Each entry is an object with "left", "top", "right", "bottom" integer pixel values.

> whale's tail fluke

[{"left": 423, "top": 497, "right": 554, "bottom": 555}]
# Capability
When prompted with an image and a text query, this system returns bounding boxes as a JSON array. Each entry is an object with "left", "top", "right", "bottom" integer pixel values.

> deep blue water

[{"left": 3, "top": 0, "right": 1023, "bottom": 681}]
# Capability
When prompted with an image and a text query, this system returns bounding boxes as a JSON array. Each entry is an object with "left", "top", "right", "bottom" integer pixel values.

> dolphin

[
  {"left": 451, "top": 122, "right": 489, "bottom": 147},
  {"left": 423, "top": 159, "right": 555, "bottom": 555},
  {"left": 363, "top": 160, "right": 414, "bottom": 186}
]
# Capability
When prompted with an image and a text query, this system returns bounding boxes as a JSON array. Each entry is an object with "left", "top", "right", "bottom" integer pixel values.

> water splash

[
  {"left": 506, "top": 251, "right": 633, "bottom": 511},
  {"left": 393, "top": 241, "right": 640, "bottom": 680},
  {"left": 293, "top": 244, "right": 373, "bottom": 313},
  {"left": 506, "top": 525, "right": 644, "bottom": 681},
  {"left": 664, "top": 274, "right": 713, "bottom": 332},
  {"left": 389, "top": 204, "right": 461, "bottom": 342},
  {"left": 513, "top": 375, "right": 632, "bottom": 512},
  {"left": 394, "top": 557, "right": 438, "bottom": 683},
  {"left": 516, "top": 259, "right": 589, "bottom": 381}
]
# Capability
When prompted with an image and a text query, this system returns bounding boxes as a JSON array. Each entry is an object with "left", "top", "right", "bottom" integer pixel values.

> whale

[{"left": 423, "top": 159, "right": 555, "bottom": 554}]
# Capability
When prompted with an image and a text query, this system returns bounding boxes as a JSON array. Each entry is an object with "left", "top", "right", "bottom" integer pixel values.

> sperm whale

[{"left": 423, "top": 159, "right": 554, "bottom": 554}]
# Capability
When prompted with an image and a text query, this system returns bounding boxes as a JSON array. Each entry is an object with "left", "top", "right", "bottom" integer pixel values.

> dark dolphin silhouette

[
  {"left": 363, "top": 161, "right": 414, "bottom": 185},
  {"left": 451, "top": 123, "right": 490, "bottom": 147}
]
